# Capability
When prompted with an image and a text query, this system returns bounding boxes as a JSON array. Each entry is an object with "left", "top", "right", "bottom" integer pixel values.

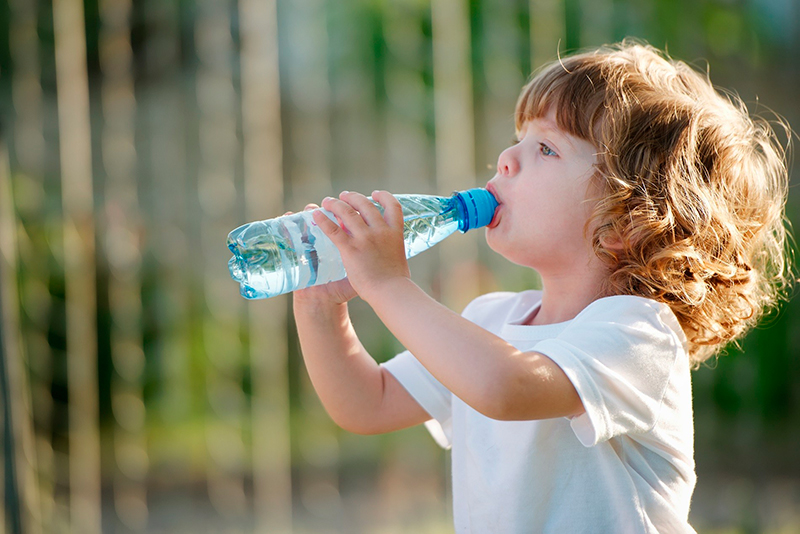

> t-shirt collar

[{"left": 502, "top": 290, "right": 572, "bottom": 340}]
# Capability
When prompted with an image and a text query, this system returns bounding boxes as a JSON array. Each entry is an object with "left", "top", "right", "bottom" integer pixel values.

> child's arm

[
  {"left": 289, "top": 203, "right": 430, "bottom": 434},
  {"left": 293, "top": 292, "right": 431, "bottom": 434},
  {"left": 314, "top": 191, "right": 584, "bottom": 421}
]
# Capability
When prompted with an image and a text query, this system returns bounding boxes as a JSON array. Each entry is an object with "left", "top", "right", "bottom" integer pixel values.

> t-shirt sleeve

[
  {"left": 381, "top": 350, "right": 453, "bottom": 449},
  {"left": 532, "top": 297, "right": 687, "bottom": 447}
]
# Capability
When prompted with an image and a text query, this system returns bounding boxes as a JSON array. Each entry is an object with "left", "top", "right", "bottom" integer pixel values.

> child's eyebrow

[
  {"left": 518, "top": 117, "right": 578, "bottom": 152},
  {"left": 539, "top": 123, "right": 576, "bottom": 151}
]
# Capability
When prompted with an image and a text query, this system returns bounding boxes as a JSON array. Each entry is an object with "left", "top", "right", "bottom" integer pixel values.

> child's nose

[{"left": 497, "top": 148, "right": 519, "bottom": 177}]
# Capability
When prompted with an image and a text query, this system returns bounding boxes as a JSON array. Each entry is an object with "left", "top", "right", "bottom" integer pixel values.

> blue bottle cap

[{"left": 454, "top": 187, "right": 499, "bottom": 232}]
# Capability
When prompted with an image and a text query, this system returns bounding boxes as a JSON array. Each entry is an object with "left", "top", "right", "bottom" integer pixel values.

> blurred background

[{"left": 0, "top": 0, "right": 798, "bottom": 532}]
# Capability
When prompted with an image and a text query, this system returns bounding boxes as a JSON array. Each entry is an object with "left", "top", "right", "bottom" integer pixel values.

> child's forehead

[
  {"left": 518, "top": 113, "right": 555, "bottom": 131},
  {"left": 516, "top": 112, "right": 578, "bottom": 145},
  {"left": 515, "top": 69, "right": 607, "bottom": 145}
]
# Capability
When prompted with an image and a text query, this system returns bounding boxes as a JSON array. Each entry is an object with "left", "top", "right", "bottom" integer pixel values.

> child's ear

[
  {"left": 599, "top": 232, "right": 625, "bottom": 252},
  {"left": 595, "top": 234, "right": 625, "bottom": 264}
]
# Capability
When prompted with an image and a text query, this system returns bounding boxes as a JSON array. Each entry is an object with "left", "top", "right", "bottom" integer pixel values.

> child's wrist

[
  {"left": 359, "top": 275, "right": 415, "bottom": 306},
  {"left": 292, "top": 292, "right": 348, "bottom": 316}
]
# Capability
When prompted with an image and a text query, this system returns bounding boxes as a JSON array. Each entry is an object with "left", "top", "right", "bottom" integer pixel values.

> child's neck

[{"left": 525, "top": 264, "right": 609, "bottom": 326}]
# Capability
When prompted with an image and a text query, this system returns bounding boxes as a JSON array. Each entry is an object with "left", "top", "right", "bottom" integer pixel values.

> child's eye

[{"left": 540, "top": 143, "right": 557, "bottom": 157}]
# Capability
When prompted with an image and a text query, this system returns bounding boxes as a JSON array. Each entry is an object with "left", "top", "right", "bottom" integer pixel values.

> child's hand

[
  {"left": 313, "top": 190, "right": 410, "bottom": 303},
  {"left": 288, "top": 204, "right": 358, "bottom": 306}
]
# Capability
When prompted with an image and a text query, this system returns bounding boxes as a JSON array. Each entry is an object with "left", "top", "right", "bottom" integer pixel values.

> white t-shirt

[{"left": 382, "top": 291, "right": 697, "bottom": 533}]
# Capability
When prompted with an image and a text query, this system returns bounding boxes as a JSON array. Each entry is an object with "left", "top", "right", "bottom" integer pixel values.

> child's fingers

[
  {"left": 372, "top": 190, "right": 403, "bottom": 228},
  {"left": 312, "top": 203, "right": 348, "bottom": 244},
  {"left": 322, "top": 195, "right": 369, "bottom": 233},
  {"left": 340, "top": 191, "right": 385, "bottom": 226}
]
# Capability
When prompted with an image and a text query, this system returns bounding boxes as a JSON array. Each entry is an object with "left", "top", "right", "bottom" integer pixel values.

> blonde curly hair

[{"left": 516, "top": 41, "right": 793, "bottom": 366}]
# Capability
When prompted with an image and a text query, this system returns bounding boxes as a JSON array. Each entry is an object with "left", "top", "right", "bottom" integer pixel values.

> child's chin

[{"left": 484, "top": 234, "right": 505, "bottom": 255}]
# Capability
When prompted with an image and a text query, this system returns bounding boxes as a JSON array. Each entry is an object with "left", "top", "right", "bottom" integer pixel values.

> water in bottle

[{"left": 227, "top": 188, "right": 498, "bottom": 299}]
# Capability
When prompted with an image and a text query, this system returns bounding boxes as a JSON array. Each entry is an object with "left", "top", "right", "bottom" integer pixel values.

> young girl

[{"left": 291, "top": 41, "right": 791, "bottom": 532}]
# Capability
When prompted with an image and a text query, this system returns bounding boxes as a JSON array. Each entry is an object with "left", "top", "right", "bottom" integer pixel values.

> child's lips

[
  {"left": 485, "top": 183, "right": 502, "bottom": 228},
  {"left": 487, "top": 204, "right": 501, "bottom": 228}
]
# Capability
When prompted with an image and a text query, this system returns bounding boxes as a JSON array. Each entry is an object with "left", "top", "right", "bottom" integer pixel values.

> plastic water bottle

[{"left": 227, "top": 188, "right": 498, "bottom": 299}]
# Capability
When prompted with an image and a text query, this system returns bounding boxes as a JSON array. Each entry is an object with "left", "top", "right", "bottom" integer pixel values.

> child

[{"left": 291, "top": 41, "right": 792, "bottom": 532}]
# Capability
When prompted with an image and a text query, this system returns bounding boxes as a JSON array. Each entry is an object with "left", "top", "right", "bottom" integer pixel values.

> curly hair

[{"left": 515, "top": 40, "right": 793, "bottom": 366}]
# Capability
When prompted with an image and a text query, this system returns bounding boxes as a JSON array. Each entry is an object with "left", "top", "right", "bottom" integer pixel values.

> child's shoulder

[
  {"left": 465, "top": 292, "right": 676, "bottom": 322},
  {"left": 581, "top": 294, "right": 675, "bottom": 318},
  {"left": 463, "top": 292, "right": 686, "bottom": 344},
  {"left": 575, "top": 295, "right": 688, "bottom": 346}
]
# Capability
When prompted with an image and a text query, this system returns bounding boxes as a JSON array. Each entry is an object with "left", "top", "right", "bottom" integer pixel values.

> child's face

[{"left": 485, "top": 110, "right": 600, "bottom": 275}]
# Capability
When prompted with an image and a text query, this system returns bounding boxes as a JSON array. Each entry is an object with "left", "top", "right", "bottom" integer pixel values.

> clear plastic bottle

[{"left": 227, "top": 188, "right": 498, "bottom": 299}]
